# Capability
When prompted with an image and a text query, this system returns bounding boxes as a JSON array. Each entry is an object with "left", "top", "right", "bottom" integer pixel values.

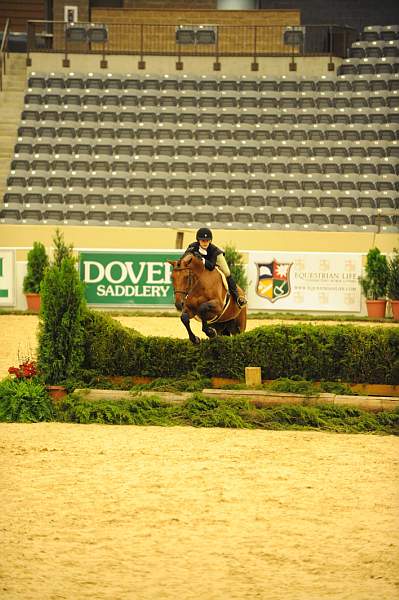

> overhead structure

[{"left": 217, "top": 0, "right": 257, "bottom": 8}]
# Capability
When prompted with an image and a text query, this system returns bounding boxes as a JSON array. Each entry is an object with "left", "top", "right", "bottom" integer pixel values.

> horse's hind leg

[{"left": 181, "top": 311, "right": 200, "bottom": 345}]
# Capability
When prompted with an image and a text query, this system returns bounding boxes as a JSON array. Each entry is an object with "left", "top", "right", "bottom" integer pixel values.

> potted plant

[
  {"left": 23, "top": 242, "right": 49, "bottom": 312},
  {"left": 387, "top": 248, "right": 399, "bottom": 321},
  {"left": 359, "top": 247, "right": 389, "bottom": 318}
]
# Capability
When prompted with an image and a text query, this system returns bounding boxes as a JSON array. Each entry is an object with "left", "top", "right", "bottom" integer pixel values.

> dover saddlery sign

[
  {"left": 79, "top": 251, "right": 182, "bottom": 306},
  {"left": 247, "top": 251, "right": 362, "bottom": 312}
]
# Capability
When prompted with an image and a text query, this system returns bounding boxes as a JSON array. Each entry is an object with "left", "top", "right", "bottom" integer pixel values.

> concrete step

[
  {"left": 2, "top": 85, "right": 25, "bottom": 93},
  {"left": 0, "top": 115, "right": 22, "bottom": 121},
  {"left": 0, "top": 103, "right": 24, "bottom": 111},
  {"left": 0, "top": 56, "right": 26, "bottom": 187},
  {"left": 0, "top": 91, "right": 24, "bottom": 98}
]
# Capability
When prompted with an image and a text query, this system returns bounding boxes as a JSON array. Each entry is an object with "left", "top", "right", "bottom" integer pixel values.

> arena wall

[
  {"left": 26, "top": 52, "right": 340, "bottom": 78},
  {"left": 1, "top": 224, "right": 397, "bottom": 258}
]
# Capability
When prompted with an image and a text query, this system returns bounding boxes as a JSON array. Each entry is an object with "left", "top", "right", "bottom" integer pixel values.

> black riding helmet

[{"left": 196, "top": 227, "right": 213, "bottom": 241}]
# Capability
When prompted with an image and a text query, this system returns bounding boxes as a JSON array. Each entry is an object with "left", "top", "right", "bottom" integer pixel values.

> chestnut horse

[{"left": 168, "top": 252, "right": 247, "bottom": 344}]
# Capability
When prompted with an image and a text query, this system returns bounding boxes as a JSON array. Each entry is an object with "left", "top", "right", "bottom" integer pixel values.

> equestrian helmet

[{"left": 196, "top": 227, "right": 213, "bottom": 241}]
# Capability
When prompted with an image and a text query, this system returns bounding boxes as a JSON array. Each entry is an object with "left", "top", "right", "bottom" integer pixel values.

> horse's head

[{"left": 167, "top": 257, "right": 196, "bottom": 311}]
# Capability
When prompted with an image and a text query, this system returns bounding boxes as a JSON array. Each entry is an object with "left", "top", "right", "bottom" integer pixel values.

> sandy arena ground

[
  {"left": 1, "top": 315, "right": 399, "bottom": 599},
  {"left": 1, "top": 423, "right": 399, "bottom": 600}
]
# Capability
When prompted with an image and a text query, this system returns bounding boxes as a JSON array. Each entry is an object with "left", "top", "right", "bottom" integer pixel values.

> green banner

[
  {"left": 79, "top": 251, "right": 182, "bottom": 306},
  {"left": 0, "top": 250, "right": 14, "bottom": 306}
]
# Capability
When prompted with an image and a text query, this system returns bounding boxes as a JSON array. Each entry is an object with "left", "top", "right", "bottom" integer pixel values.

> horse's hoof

[
  {"left": 206, "top": 327, "right": 217, "bottom": 338},
  {"left": 191, "top": 336, "right": 201, "bottom": 345}
]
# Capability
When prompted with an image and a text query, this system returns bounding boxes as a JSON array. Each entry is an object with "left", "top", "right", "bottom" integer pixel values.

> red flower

[{"left": 8, "top": 360, "right": 37, "bottom": 379}]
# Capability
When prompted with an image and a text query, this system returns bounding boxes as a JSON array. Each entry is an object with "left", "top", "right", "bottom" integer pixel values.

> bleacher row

[
  {"left": 1, "top": 27, "right": 399, "bottom": 231},
  {"left": 353, "top": 25, "right": 399, "bottom": 45}
]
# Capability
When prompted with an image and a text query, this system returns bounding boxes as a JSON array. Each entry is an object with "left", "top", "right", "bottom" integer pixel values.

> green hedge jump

[{"left": 81, "top": 312, "right": 399, "bottom": 385}]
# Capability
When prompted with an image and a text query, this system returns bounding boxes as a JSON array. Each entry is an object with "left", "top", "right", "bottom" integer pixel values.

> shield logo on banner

[{"left": 256, "top": 260, "right": 293, "bottom": 303}]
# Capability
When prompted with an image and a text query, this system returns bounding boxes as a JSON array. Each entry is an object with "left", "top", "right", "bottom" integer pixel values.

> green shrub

[
  {"left": 23, "top": 242, "right": 49, "bottom": 294},
  {"left": 359, "top": 247, "right": 389, "bottom": 300},
  {"left": 224, "top": 244, "right": 248, "bottom": 291},
  {"left": 81, "top": 318, "right": 399, "bottom": 385},
  {"left": 38, "top": 255, "right": 87, "bottom": 384},
  {"left": 387, "top": 248, "right": 399, "bottom": 301},
  {"left": 0, "top": 378, "right": 53, "bottom": 422},
  {"left": 52, "top": 228, "right": 74, "bottom": 267}
]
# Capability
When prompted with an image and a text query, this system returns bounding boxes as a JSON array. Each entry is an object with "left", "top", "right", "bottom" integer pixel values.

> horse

[{"left": 168, "top": 252, "right": 247, "bottom": 344}]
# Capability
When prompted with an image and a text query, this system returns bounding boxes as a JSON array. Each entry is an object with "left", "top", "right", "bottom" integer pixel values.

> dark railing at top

[
  {"left": 26, "top": 20, "right": 357, "bottom": 64},
  {"left": 0, "top": 18, "right": 10, "bottom": 91}
]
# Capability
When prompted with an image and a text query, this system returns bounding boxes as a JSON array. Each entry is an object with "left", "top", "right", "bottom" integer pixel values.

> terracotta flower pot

[
  {"left": 390, "top": 300, "right": 399, "bottom": 322},
  {"left": 25, "top": 293, "right": 41, "bottom": 313},
  {"left": 365, "top": 299, "right": 387, "bottom": 319},
  {"left": 46, "top": 385, "right": 67, "bottom": 401}
]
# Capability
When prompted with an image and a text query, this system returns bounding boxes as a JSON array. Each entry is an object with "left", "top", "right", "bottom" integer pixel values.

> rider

[{"left": 185, "top": 227, "right": 247, "bottom": 308}]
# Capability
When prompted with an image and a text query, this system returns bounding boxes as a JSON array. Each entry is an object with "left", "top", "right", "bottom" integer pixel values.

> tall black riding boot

[{"left": 226, "top": 275, "right": 247, "bottom": 308}]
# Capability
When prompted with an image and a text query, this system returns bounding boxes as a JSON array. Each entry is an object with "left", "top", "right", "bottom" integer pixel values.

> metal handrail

[
  {"left": 0, "top": 18, "right": 10, "bottom": 92},
  {"left": 26, "top": 20, "right": 358, "bottom": 60}
]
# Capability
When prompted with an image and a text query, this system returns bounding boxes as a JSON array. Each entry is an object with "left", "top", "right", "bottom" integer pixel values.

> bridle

[{"left": 172, "top": 266, "right": 197, "bottom": 298}]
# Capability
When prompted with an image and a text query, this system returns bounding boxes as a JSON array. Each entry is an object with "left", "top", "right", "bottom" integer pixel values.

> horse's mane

[{"left": 180, "top": 250, "right": 203, "bottom": 263}]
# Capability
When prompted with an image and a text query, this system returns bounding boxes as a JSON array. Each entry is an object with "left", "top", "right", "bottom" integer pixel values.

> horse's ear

[{"left": 167, "top": 260, "right": 177, "bottom": 267}]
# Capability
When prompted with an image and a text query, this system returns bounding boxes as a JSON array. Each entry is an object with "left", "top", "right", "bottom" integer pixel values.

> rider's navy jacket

[{"left": 186, "top": 242, "right": 224, "bottom": 271}]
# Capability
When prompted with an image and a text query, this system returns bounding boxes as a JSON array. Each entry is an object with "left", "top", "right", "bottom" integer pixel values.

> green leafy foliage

[
  {"left": 224, "top": 244, "right": 248, "bottom": 291},
  {"left": 52, "top": 228, "right": 74, "bottom": 267},
  {"left": 38, "top": 255, "right": 87, "bottom": 384},
  {"left": 359, "top": 247, "right": 389, "bottom": 300},
  {"left": 387, "top": 248, "right": 399, "bottom": 301},
  {"left": 268, "top": 377, "right": 321, "bottom": 396},
  {"left": 23, "top": 242, "right": 49, "bottom": 294},
  {"left": 81, "top": 316, "right": 399, "bottom": 385},
  {"left": 55, "top": 393, "right": 180, "bottom": 426},
  {"left": 0, "top": 378, "right": 53, "bottom": 422},
  {"left": 131, "top": 372, "right": 211, "bottom": 392},
  {"left": 248, "top": 403, "right": 390, "bottom": 433},
  {"left": 51, "top": 392, "right": 399, "bottom": 434}
]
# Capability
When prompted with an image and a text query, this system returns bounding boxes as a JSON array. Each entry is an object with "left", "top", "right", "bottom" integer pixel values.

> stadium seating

[{"left": 1, "top": 27, "right": 399, "bottom": 231}]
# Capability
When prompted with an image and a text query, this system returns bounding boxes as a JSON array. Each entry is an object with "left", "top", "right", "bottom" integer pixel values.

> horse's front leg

[
  {"left": 198, "top": 300, "right": 219, "bottom": 339},
  {"left": 180, "top": 310, "right": 200, "bottom": 345}
]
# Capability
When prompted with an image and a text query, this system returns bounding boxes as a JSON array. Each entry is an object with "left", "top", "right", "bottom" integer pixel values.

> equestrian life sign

[
  {"left": 247, "top": 251, "right": 363, "bottom": 312},
  {"left": 79, "top": 251, "right": 181, "bottom": 306}
]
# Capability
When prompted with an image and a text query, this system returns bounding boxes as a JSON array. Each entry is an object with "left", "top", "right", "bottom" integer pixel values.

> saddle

[
  {"left": 207, "top": 268, "right": 231, "bottom": 324},
  {"left": 215, "top": 266, "right": 229, "bottom": 292}
]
